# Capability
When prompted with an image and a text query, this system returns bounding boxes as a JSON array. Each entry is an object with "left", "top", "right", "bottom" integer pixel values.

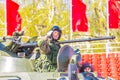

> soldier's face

[
  {"left": 84, "top": 67, "right": 91, "bottom": 72},
  {"left": 52, "top": 30, "right": 60, "bottom": 40}
]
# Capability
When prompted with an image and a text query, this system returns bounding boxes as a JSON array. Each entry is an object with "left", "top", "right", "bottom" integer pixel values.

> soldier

[
  {"left": 6, "top": 31, "right": 24, "bottom": 52},
  {"left": 12, "top": 30, "right": 24, "bottom": 42},
  {"left": 35, "top": 26, "right": 62, "bottom": 72},
  {"left": 80, "top": 62, "right": 94, "bottom": 73},
  {"left": 80, "top": 62, "right": 99, "bottom": 80}
]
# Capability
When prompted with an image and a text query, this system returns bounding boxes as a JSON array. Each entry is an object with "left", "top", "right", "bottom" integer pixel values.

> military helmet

[
  {"left": 51, "top": 26, "right": 62, "bottom": 33},
  {"left": 47, "top": 26, "right": 62, "bottom": 40},
  {"left": 80, "top": 62, "right": 94, "bottom": 72}
]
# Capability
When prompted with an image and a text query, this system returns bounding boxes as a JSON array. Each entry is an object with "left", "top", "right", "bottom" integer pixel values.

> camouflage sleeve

[{"left": 37, "top": 40, "right": 51, "bottom": 54}]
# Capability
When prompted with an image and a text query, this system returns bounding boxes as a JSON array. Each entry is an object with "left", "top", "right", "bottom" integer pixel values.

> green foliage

[
  {"left": 73, "top": 0, "right": 120, "bottom": 53},
  {"left": 20, "top": 0, "right": 70, "bottom": 39},
  {"left": 0, "top": 3, "right": 5, "bottom": 36},
  {"left": 86, "top": 0, "right": 107, "bottom": 36}
]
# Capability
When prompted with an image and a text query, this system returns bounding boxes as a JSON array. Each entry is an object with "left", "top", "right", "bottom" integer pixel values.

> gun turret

[
  {"left": 11, "top": 36, "right": 115, "bottom": 52},
  {"left": 58, "top": 36, "right": 115, "bottom": 44}
]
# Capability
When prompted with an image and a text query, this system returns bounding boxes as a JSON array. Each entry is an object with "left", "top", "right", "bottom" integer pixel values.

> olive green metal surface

[{"left": 0, "top": 56, "right": 34, "bottom": 73}]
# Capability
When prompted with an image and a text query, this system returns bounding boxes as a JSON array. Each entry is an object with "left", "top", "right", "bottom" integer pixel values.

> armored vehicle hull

[{"left": 0, "top": 36, "right": 115, "bottom": 80}]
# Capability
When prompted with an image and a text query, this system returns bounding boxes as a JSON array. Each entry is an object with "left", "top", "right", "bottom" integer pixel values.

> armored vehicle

[{"left": 0, "top": 36, "right": 115, "bottom": 80}]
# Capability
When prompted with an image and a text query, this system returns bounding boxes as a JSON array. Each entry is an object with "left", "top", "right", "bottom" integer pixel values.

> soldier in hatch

[
  {"left": 80, "top": 62, "right": 99, "bottom": 80},
  {"left": 80, "top": 62, "right": 94, "bottom": 73},
  {"left": 34, "top": 26, "right": 62, "bottom": 72},
  {"left": 6, "top": 31, "right": 24, "bottom": 51}
]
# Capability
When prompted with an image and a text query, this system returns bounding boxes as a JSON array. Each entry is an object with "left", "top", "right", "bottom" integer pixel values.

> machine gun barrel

[
  {"left": 58, "top": 36, "right": 115, "bottom": 44},
  {"left": 19, "top": 42, "right": 37, "bottom": 48}
]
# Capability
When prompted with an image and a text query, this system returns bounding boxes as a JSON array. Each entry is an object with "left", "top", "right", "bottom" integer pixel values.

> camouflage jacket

[{"left": 35, "top": 39, "right": 60, "bottom": 72}]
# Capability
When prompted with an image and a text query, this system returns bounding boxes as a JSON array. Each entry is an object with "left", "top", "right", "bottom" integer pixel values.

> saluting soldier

[{"left": 35, "top": 26, "right": 62, "bottom": 72}]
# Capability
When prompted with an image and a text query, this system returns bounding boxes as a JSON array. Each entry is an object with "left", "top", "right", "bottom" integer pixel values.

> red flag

[
  {"left": 109, "top": 0, "right": 120, "bottom": 29},
  {"left": 72, "top": 0, "right": 88, "bottom": 32},
  {"left": 6, "top": 0, "right": 22, "bottom": 36}
]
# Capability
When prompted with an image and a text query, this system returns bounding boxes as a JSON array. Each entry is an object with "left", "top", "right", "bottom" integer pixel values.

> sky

[{"left": 0, "top": 0, "right": 4, "bottom": 3}]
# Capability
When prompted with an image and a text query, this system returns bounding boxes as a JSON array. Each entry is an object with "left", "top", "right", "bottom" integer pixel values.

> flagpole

[
  {"left": 107, "top": 0, "right": 110, "bottom": 36},
  {"left": 70, "top": 0, "right": 73, "bottom": 40},
  {"left": 4, "top": 0, "right": 7, "bottom": 36},
  {"left": 106, "top": 0, "right": 110, "bottom": 57}
]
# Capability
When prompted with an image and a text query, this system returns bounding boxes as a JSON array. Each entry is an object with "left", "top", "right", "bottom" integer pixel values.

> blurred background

[{"left": 0, "top": 0, "right": 120, "bottom": 53}]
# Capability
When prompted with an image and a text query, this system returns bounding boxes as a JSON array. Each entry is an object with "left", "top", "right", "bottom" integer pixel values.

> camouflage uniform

[
  {"left": 35, "top": 39, "right": 60, "bottom": 72},
  {"left": 35, "top": 26, "right": 62, "bottom": 72}
]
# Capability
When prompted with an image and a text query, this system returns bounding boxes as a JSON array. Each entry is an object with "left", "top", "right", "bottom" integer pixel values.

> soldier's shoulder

[{"left": 37, "top": 39, "right": 45, "bottom": 46}]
